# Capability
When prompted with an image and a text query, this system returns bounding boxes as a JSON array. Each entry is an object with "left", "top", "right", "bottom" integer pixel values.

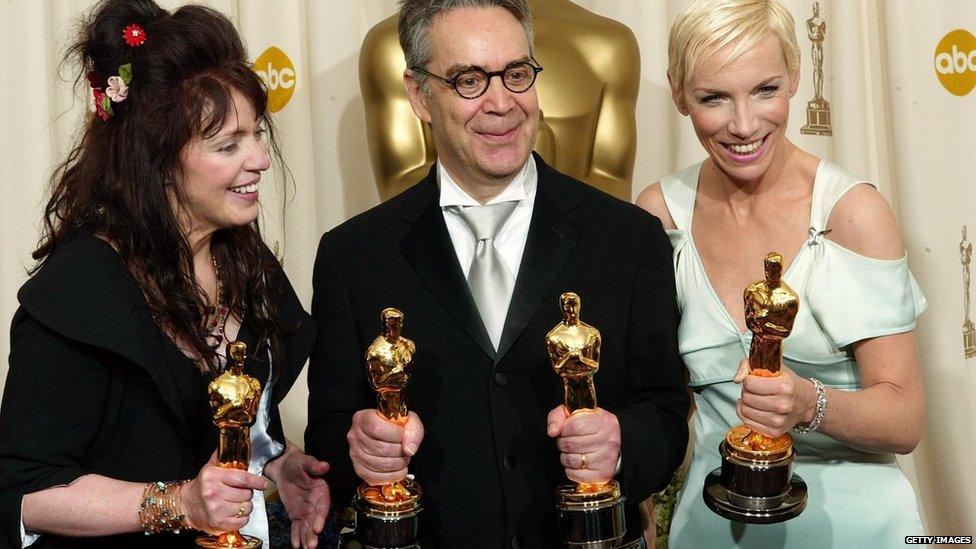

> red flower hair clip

[
  {"left": 123, "top": 23, "right": 147, "bottom": 47},
  {"left": 92, "top": 89, "right": 111, "bottom": 121}
]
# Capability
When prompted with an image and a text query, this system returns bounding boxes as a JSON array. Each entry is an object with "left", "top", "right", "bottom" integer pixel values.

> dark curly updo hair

[{"left": 34, "top": 0, "right": 288, "bottom": 376}]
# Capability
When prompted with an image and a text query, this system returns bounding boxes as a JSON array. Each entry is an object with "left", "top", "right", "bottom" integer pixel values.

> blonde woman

[{"left": 638, "top": 0, "right": 925, "bottom": 546}]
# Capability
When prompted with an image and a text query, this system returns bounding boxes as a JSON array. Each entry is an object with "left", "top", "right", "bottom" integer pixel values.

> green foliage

[{"left": 651, "top": 467, "right": 684, "bottom": 549}]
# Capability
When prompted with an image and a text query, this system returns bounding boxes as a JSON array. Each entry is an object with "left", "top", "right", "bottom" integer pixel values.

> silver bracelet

[{"left": 792, "top": 378, "right": 827, "bottom": 434}]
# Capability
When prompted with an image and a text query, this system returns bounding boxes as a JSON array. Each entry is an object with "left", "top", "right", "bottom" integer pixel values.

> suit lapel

[
  {"left": 495, "top": 155, "right": 581, "bottom": 361},
  {"left": 399, "top": 173, "right": 497, "bottom": 359}
]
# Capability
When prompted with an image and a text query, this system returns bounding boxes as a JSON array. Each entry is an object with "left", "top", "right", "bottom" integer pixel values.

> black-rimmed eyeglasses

[{"left": 411, "top": 61, "right": 543, "bottom": 99}]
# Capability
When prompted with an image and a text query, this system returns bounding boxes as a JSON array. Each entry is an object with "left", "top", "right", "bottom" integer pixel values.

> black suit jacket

[
  {"left": 0, "top": 232, "right": 315, "bottom": 548},
  {"left": 306, "top": 155, "right": 688, "bottom": 548}
]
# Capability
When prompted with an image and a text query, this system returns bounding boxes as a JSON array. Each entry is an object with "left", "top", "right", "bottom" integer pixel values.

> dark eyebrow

[
  {"left": 207, "top": 116, "right": 262, "bottom": 141},
  {"left": 443, "top": 64, "right": 480, "bottom": 78},
  {"left": 443, "top": 56, "right": 533, "bottom": 77},
  {"left": 207, "top": 128, "right": 245, "bottom": 141}
]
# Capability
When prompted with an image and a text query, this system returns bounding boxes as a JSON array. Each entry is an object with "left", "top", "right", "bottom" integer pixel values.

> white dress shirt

[{"left": 438, "top": 156, "right": 538, "bottom": 284}]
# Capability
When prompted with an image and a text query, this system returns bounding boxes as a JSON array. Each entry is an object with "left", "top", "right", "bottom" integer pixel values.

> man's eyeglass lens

[{"left": 453, "top": 62, "right": 540, "bottom": 98}]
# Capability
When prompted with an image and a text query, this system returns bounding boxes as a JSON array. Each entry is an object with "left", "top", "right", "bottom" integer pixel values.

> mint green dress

[{"left": 663, "top": 161, "right": 926, "bottom": 548}]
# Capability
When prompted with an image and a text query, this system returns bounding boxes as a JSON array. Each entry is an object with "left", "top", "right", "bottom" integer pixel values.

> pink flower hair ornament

[{"left": 89, "top": 63, "right": 133, "bottom": 121}]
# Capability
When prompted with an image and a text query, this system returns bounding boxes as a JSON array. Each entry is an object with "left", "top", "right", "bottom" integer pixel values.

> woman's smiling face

[
  {"left": 673, "top": 35, "right": 799, "bottom": 184},
  {"left": 174, "top": 89, "right": 271, "bottom": 236}
]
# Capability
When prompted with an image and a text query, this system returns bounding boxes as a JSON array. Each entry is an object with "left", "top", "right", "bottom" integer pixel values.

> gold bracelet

[{"left": 138, "top": 480, "right": 191, "bottom": 535}]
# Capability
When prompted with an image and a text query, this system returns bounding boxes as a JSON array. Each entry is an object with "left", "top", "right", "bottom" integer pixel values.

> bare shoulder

[
  {"left": 635, "top": 182, "right": 677, "bottom": 230},
  {"left": 826, "top": 183, "right": 905, "bottom": 260}
]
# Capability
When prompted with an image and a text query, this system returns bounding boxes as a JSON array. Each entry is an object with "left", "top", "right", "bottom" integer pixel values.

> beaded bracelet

[
  {"left": 792, "top": 378, "right": 827, "bottom": 434},
  {"left": 138, "top": 480, "right": 191, "bottom": 535}
]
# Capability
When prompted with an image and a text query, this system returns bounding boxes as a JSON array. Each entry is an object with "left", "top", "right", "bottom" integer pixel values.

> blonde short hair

[{"left": 668, "top": 0, "right": 800, "bottom": 92}]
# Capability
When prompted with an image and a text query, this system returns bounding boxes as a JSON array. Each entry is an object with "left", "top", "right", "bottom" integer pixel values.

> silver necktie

[{"left": 456, "top": 201, "right": 519, "bottom": 350}]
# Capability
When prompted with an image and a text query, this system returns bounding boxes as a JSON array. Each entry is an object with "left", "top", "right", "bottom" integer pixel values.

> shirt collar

[{"left": 438, "top": 156, "right": 536, "bottom": 208}]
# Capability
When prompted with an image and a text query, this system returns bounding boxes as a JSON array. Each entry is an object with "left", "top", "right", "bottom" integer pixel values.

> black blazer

[
  {"left": 0, "top": 232, "right": 314, "bottom": 548},
  {"left": 306, "top": 155, "right": 689, "bottom": 548}
]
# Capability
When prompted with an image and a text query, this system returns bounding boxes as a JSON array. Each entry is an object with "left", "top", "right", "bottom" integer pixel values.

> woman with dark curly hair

[{"left": 0, "top": 1, "right": 329, "bottom": 547}]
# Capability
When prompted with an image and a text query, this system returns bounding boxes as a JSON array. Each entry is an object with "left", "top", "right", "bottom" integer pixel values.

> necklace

[{"left": 206, "top": 252, "right": 230, "bottom": 345}]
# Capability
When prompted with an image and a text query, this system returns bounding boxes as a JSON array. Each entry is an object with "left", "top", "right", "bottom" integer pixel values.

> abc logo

[
  {"left": 253, "top": 46, "right": 296, "bottom": 113},
  {"left": 934, "top": 29, "right": 976, "bottom": 96}
]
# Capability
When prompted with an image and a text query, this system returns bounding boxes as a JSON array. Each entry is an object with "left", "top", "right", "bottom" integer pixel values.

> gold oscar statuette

[
  {"left": 197, "top": 341, "right": 263, "bottom": 549},
  {"left": 703, "top": 253, "right": 808, "bottom": 524},
  {"left": 345, "top": 308, "right": 423, "bottom": 549},
  {"left": 547, "top": 292, "right": 626, "bottom": 548}
]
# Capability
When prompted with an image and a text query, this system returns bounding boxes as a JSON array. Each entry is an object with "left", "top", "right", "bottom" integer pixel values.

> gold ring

[
  {"left": 579, "top": 453, "right": 588, "bottom": 470},
  {"left": 234, "top": 503, "right": 247, "bottom": 518}
]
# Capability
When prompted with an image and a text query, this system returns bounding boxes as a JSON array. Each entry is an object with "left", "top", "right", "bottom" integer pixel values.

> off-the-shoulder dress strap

[
  {"left": 658, "top": 162, "right": 703, "bottom": 232},
  {"left": 810, "top": 160, "right": 875, "bottom": 231}
]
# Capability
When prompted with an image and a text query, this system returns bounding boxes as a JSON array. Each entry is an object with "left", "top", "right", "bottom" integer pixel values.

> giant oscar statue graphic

[
  {"left": 703, "top": 253, "right": 808, "bottom": 523},
  {"left": 547, "top": 292, "right": 626, "bottom": 548},
  {"left": 197, "top": 341, "right": 263, "bottom": 549},
  {"left": 347, "top": 308, "right": 423, "bottom": 549}
]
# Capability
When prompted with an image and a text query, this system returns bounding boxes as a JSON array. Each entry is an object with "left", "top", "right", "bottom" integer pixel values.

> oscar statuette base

[
  {"left": 555, "top": 481, "right": 626, "bottom": 548},
  {"left": 342, "top": 480, "right": 422, "bottom": 549},
  {"left": 800, "top": 99, "right": 832, "bottom": 136},
  {"left": 963, "top": 320, "right": 975, "bottom": 359},
  {"left": 702, "top": 438, "right": 807, "bottom": 524},
  {"left": 195, "top": 533, "right": 262, "bottom": 549}
]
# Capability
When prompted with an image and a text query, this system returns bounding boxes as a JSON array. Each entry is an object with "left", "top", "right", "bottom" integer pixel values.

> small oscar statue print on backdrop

[
  {"left": 703, "top": 253, "right": 808, "bottom": 523},
  {"left": 961, "top": 226, "right": 975, "bottom": 358},
  {"left": 346, "top": 308, "right": 423, "bottom": 549},
  {"left": 801, "top": 2, "right": 832, "bottom": 136},
  {"left": 197, "top": 341, "right": 263, "bottom": 548},
  {"left": 547, "top": 292, "right": 626, "bottom": 548}
]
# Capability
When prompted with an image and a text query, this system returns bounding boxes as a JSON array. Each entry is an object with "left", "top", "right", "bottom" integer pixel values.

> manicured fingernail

[{"left": 404, "top": 442, "right": 417, "bottom": 456}]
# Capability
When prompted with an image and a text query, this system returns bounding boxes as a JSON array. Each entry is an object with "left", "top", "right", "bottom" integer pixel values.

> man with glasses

[{"left": 306, "top": 1, "right": 688, "bottom": 546}]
